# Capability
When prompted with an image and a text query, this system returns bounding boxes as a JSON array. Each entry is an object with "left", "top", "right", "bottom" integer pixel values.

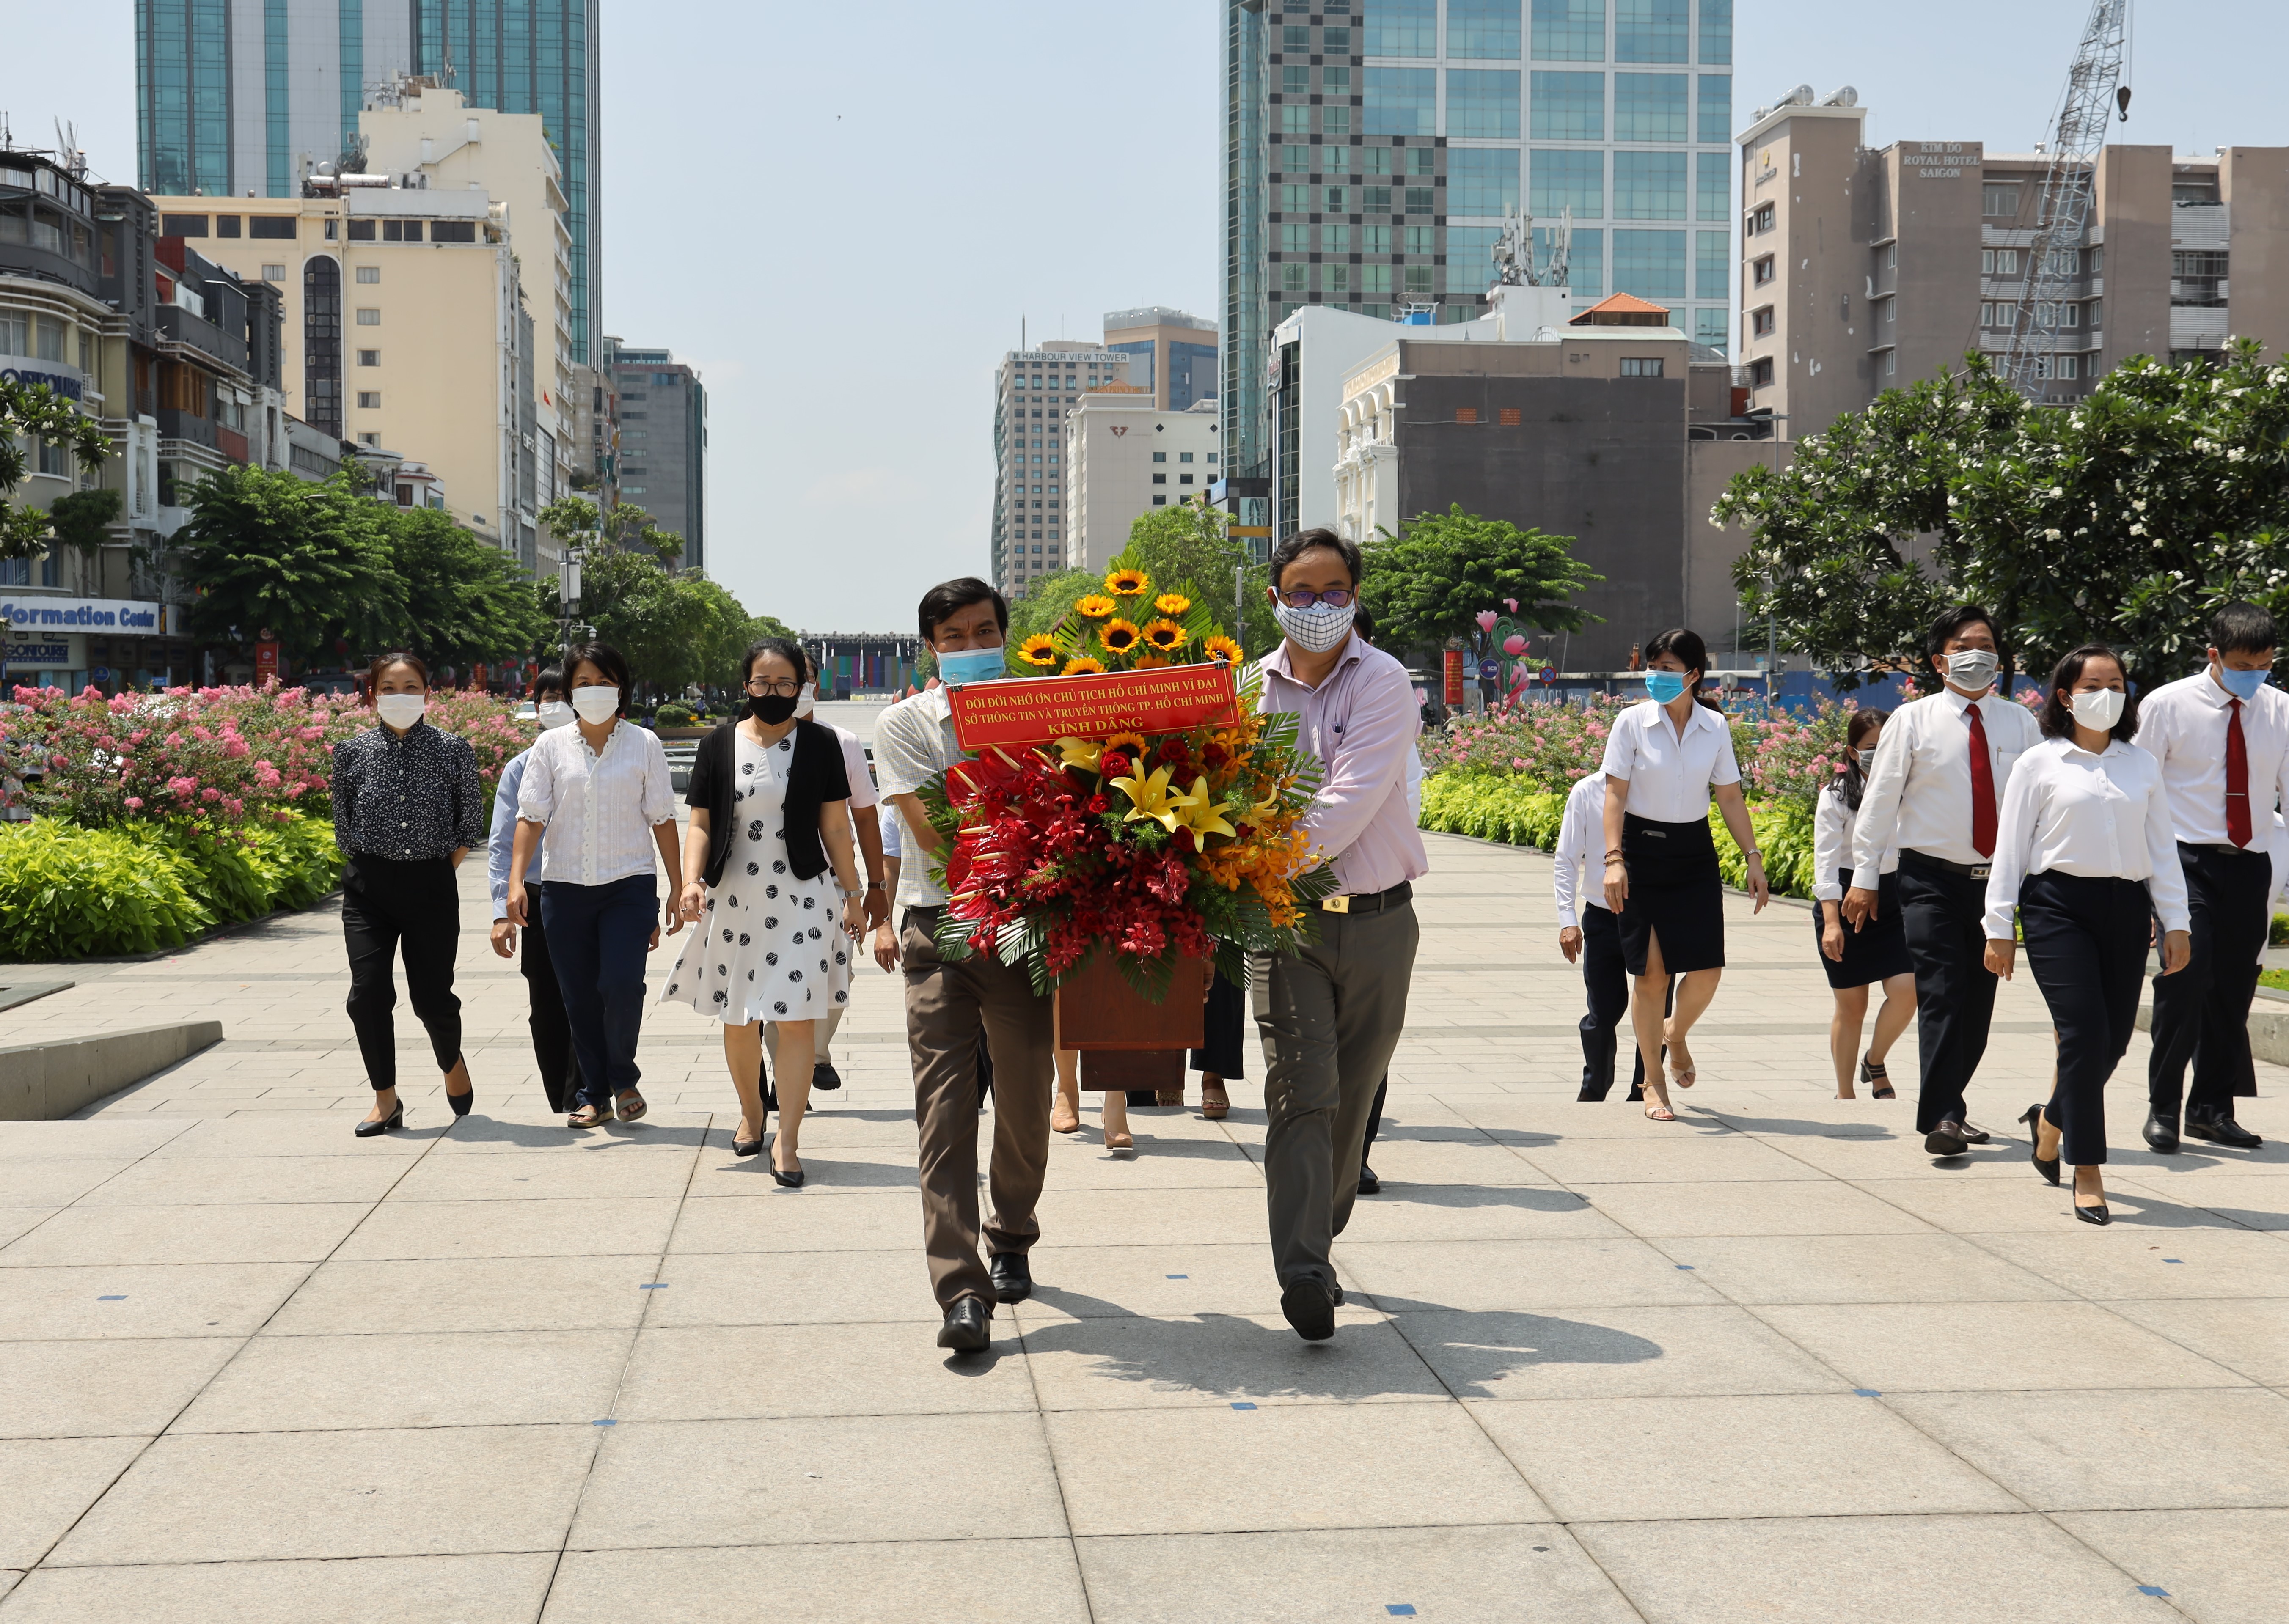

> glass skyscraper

[
  {"left": 1223, "top": 0, "right": 1734, "bottom": 478},
  {"left": 135, "top": 0, "right": 600, "bottom": 364}
]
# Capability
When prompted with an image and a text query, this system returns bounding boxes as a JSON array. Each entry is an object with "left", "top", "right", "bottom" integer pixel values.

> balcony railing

[{"left": 157, "top": 304, "right": 248, "bottom": 374}]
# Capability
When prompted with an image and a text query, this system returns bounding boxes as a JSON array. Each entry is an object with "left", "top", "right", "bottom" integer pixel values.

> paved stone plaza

[{"left": 2, "top": 827, "right": 2287, "bottom": 1621}]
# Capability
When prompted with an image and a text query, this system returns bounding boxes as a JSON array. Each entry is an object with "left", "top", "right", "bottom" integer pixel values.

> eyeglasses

[
  {"left": 1277, "top": 588, "right": 1354, "bottom": 609},
  {"left": 743, "top": 678, "right": 803, "bottom": 697}
]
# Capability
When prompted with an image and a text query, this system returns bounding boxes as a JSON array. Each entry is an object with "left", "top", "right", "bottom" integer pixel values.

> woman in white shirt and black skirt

[
  {"left": 1813, "top": 708, "right": 1918, "bottom": 1099},
  {"left": 1601, "top": 628, "right": 1771, "bottom": 1121},
  {"left": 1983, "top": 644, "right": 2191, "bottom": 1224}
]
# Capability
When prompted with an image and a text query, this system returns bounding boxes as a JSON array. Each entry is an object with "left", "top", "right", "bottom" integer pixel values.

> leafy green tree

[
  {"left": 173, "top": 467, "right": 407, "bottom": 661},
  {"left": 1360, "top": 505, "right": 1602, "bottom": 651},
  {"left": 382, "top": 506, "right": 552, "bottom": 669},
  {"left": 1716, "top": 343, "right": 2289, "bottom": 690},
  {"left": 0, "top": 380, "right": 113, "bottom": 561},
  {"left": 1122, "top": 502, "right": 1279, "bottom": 653},
  {"left": 45, "top": 488, "right": 123, "bottom": 553},
  {"left": 1004, "top": 569, "right": 1103, "bottom": 647}
]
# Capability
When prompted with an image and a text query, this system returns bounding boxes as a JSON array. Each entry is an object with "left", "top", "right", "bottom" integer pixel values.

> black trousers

[
  {"left": 1579, "top": 904, "right": 1659, "bottom": 1101},
  {"left": 2147, "top": 843, "right": 2267, "bottom": 1118},
  {"left": 520, "top": 882, "right": 583, "bottom": 1114},
  {"left": 341, "top": 855, "right": 463, "bottom": 1093},
  {"left": 1898, "top": 855, "right": 2000, "bottom": 1133},
  {"left": 2022, "top": 869, "right": 2151, "bottom": 1166}
]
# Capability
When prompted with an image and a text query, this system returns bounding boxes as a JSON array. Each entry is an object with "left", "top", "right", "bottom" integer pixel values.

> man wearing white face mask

[
  {"left": 1846, "top": 604, "right": 2041, "bottom": 1158},
  {"left": 1251, "top": 528, "right": 1426, "bottom": 1342},
  {"left": 2131, "top": 602, "right": 2286, "bottom": 1152},
  {"left": 487, "top": 669, "right": 583, "bottom": 1113}
]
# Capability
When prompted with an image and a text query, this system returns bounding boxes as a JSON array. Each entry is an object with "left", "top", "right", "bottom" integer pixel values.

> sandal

[
  {"left": 615, "top": 1089, "right": 648, "bottom": 1123},
  {"left": 1201, "top": 1084, "right": 1230, "bottom": 1121},
  {"left": 1664, "top": 1026, "right": 1695, "bottom": 1088},
  {"left": 1860, "top": 1058, "right": 1895, "bottom": 1100},
  {"left": 1156, "top": 1088, "right": 1184, "bottom": 1108},
  {"left": 568, "top": 1103, "right": 609, "bottom": 1129},
  {"left": 1642, "top": 1080, "right": 1678, "bottom": 1123}
]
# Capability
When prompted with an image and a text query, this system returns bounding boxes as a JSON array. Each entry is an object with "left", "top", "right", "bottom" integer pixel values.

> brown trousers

[
  {"left": 1252, "top": 899, "right": 1419, "bottom": 1289},
  {"left": 902, "top": 906, "right": 1056, "bottom": 1311}
]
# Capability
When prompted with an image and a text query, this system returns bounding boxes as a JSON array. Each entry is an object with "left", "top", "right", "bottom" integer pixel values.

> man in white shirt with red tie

[
  {"left": 2131, "top": 603, "right": 2284, "bottom": 1152},
  {"left": 1847, "top": 605, "right": 2041, "bottom": 1158}
]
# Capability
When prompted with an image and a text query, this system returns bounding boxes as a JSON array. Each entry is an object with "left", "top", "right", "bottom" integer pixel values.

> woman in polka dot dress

[{"left": 666, "top": 640, "right": 865, "bottom": 1184}]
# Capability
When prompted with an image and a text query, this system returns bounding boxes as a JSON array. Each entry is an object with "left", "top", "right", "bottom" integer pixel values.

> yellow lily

[
  {"left": 1175, "top": 777, "right": 1238, "bottom": 843},
  {"left": 1235, "top": 789, "right": 1283, "bottom": 827},
  {"left": 1054, "top": 736, "right": 1104, "bottom": 772},
  {"left": 1111, "top": 763, "right": 1202, "bottom": 833}
]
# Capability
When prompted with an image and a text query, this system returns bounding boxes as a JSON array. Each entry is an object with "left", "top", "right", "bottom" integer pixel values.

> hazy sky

[{"left": 7, "top": 2, "right": 2284, "bottom": 631}]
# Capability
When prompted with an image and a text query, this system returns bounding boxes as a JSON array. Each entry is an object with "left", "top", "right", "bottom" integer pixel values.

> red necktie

[
  {"left": 1966, "top": 702, "right": 1997, "bottom": 858},
  {"left": 2227, "top": 697, "right": 2252, "bottom": 848}
]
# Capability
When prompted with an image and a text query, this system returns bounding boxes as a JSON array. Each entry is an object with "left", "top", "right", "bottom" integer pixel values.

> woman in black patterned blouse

[{"left": 332, "top": 652, "right": 485, "bottom": 1137}]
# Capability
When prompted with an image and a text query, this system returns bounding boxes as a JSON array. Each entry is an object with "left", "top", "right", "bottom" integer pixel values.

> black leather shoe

[
  {"left": 354, "top": 1102, "right": 404, "bottom": 1138},
  {"left": 989, "top": 1252, "right": 1033, "bottom": 1303},
  {"left": 1357, "top": 1164, "right": 1381, "bottom": 1195},
  {"left": 1279, "top": 1277, "right": 1337, "bottom": 1341},
  {"left": 1924, "top": 1121, "right": 1969, "bottom": 1157},
  {"left": 2187, "top": 1111, "right": 2263, "bottom": 1149},
  {"left": 812, "top": 1061, "right": 842, "bottom": 1092},
  {"left": 936, "top": 1297, "right": 991, "bottom": 1352},
  {"left": 2074, "top": 1198, "right": 2112, "bottom": 1226},
  {"left": 1577, "top": 1080, "right": 1610, "bottom": 1102},
  {"left": 2143, "top": 1111, "right": 2182, "bottom": 1153}
]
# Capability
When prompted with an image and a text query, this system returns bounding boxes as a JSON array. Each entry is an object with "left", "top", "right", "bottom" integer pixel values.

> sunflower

[
  {"left": 1017, "top": 634, "right": 1059, "bottom": 668},
  {"left": 1142, "top": 619, "right": 1188, "bottom": 652},
  {"left": 1100, "top": 618, "right": 1142, "bottom": 654},
  {"left": 1075, "top": 594, "right": 1117, "bottom": 619},
  {"left": 1133, "top": 651, "right": 1171, "bottom": 669},
  {"left": 1153, "top": 592, "right": 1191, "bottom": 616},
  {"left": 1105, "top": 731, "right": 1150, "bottom": 759},
  {"left": 1061, "top": 655, "right": 1106, "bottom": 675},
  {"left": 1202, "top": 635, "right": 1244, "bottom": 666},
  {"left": 1105, "top": 568, "right": 1150, "bottom": 596}
]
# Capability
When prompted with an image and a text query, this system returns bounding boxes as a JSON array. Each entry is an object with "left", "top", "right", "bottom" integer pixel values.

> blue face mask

[
  {"left": 936, "top": 646, "right": 1008, "bottom": 686},
  {"left": 2218, "top": 663, "right": 2271, "bottom": 702},
  {"left": 1645, "top": 670, "right": 1689, "bottom": 704}
]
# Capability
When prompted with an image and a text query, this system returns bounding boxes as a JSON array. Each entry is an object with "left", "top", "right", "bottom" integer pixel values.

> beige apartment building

[
  {"left": 358, "top": 81, "right": 578, "bottom": 519},
  {"left": 1102, "top": 306, "right": 1220, "bottom": 412},
  {"left": 992, "top": 341, "right": 1134, "bottom": 594},
  {"left": 1064, "top": 395, "right": 1224, "bottom": 574},
  {"left": 150, "top": 184, "right": 537, "bottom": 564},
  {"left": 1735, "top": 95, "right": 2289, "bottom": 438}
]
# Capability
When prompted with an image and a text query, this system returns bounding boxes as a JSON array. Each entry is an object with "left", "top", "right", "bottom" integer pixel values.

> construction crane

[{"left": 2000, "top": 0, "right": 2133, "bottom": 404}]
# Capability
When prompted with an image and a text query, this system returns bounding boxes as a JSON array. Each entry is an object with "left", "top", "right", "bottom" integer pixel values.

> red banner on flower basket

[{"left": 948, "top": 663, "right": 1242, "bottom": 751}]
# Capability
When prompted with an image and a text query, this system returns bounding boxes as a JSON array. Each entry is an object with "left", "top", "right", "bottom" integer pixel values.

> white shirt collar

[
  {"left": 1939, "top": 686, "right": 1992, "bottom": 713},
  {"left": 2190, "top": 668, "right": 2236, "bottom": 709}
]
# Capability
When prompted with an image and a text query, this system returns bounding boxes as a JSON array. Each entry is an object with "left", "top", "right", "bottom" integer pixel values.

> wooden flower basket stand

[{"left": 1056, "top": 951, "right": 1207, "bottom": 1093}]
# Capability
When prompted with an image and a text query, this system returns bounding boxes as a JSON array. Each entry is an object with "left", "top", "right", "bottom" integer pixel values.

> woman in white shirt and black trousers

[
  {"left": 506, "top": 643, "right": 687, "bottom": 1130},
  {"left": 1813, "top": 708, "right": 1917, "bottom": 1099},
  {"left": 1601, "top": 628, "right": 1770, "bottom": 1121},
  {"left": 1984, "top": 644, "right": 2191, "bottom": 1224}
]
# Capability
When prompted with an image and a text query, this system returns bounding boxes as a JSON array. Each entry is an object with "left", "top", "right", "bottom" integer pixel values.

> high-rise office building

[
  {"left": 1103, "top": 308, "right": 1221, "bottom": 409},
  {"left": 1223, "top": 0, "right": 1736, "bottom": 481},
  {"left": 992, "top": 342, "right": 1133, "bottom": 596},
  {"left": 136, "top": 1, "right": 600, "bottom": 363},
  {"left": 610, "top": 343, "right": 706, "bottom": 572}
]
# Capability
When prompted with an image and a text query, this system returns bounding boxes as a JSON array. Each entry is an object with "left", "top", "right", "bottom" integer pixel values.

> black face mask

[{"left": 748, "top": 693, "right": 799, "bottom": 725}]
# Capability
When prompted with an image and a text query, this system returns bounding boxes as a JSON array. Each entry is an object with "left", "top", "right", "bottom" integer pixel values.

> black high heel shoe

[
  {"left": 732, "top": 1123, "right": 765, "bottom": 1157},
  {"left": 447, "top": 1087, "right": 474, "bottom": 1118},
  {"left": 2074, "top": 1194, "right": 2112, "bottom": 1226},
  {"left": 354, "top": 1102, "right": 404, "bottom": 1138},
  {"left": 1860, "top": 1058, "right": 1896, "bottom": 1100},
  {"left": 2019, "top": 1103, "right": 2060, "bottom": 1187}
]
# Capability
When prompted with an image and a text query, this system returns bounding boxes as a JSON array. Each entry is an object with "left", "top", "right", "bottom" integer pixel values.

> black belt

[
  {"left": 2179, "top": 840, "right": 2268, "bottom": 857},
  {"left": 1899, "top": 849, "right": 1991, "bottom": 881},
  {"left": 1320, "top": 881, "right": 1412, "bottom": 915}
]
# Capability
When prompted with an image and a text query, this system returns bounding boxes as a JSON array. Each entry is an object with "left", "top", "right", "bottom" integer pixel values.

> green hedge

[
  {"left": 0, "top": 811, "right": 344, "bottom": 961},
  {"left": 1419, "top": 771, "right": 1822, "bottom": 903}
]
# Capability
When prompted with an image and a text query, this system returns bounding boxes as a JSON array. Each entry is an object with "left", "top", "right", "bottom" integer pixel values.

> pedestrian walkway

[{"left": 2, "top": 831, "right": 2286, "bottom": 1621}]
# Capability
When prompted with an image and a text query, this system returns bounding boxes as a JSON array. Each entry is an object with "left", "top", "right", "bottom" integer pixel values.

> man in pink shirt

[{"left": 1252, "top": 528, "right": 1428, "bottom": 1341}]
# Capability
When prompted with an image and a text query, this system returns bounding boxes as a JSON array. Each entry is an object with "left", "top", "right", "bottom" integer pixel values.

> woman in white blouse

[
  {"left": 1813, "top": 708, "right": 1917, "bottom": 1099},
  {"left": 1601, "top": 628, "right": 1770, "bottom": 1121},
  {"left": 1983, "top": 644, "right": 2191, "bottom": 1225},
  {"left": 506, "top": 643, "right": 687, "bottom": 1130}
]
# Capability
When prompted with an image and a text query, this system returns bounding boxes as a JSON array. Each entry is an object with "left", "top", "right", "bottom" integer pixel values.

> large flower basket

[{"left": 921, "top": 558, "right": 1335, "bottom": 1079}]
